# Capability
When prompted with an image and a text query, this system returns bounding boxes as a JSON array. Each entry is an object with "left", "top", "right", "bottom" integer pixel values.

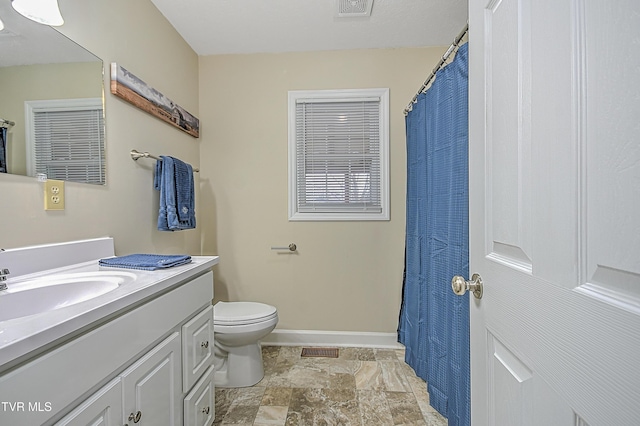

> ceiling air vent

[{"left": 336, "top": 0, "right": 373, "bottom": 18}]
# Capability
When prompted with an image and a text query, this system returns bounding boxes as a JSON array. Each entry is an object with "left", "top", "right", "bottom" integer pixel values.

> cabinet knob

[
  {"left": 202, "top": 406, "right": 210, "bottom": 414},
  {"left": 128, "top": 411, "right": 142, "bottom": 423},
  {"left": 201, "top": 341, "right": 209, "bottom": 349}
]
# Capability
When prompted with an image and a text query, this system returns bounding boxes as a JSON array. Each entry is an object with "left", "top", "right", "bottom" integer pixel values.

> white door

[{"left": 467, "top": 0, "right": 640, "bottom": 425}]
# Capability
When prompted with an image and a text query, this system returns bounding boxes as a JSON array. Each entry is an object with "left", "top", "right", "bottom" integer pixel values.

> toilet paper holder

[{"left": 270, "top": 243, "right": 297, "bottom": 252}]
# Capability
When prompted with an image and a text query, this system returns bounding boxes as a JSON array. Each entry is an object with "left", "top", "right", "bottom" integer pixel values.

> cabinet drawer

[
  {"left": 184, "top": 366, "right": 214, "bottom": 426},
  {"left": 182, "top": 305, "right": 213, "bottom": 392}
]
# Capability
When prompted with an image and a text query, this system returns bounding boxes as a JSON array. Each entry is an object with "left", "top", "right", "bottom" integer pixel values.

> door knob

[{"left": 451, "top": 273, "right": 483, "bottom": 299}]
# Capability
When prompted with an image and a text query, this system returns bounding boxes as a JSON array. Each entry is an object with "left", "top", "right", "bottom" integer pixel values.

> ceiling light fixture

[{"left": 11, "top": 0, "right": 64, "bottom": 26}]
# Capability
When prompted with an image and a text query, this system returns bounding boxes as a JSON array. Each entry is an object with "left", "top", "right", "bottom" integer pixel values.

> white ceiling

[{"left": 150, "top": 0, "right": 469, "bottom": 55}]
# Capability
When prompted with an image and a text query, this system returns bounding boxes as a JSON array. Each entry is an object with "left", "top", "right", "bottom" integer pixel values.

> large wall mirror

[{"left": 0, "top": 2, "right": 106, "bottom": 185}]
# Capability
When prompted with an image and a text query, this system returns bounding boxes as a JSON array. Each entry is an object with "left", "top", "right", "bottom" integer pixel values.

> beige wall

[
  {"left": 0, "top": 0, "right": 448, "bottom": 334},
  {"left": 0, "top": 0, "right": 201, "bottom": 256},
  {"left": 199, "top": 48, "right": 445, "bottom": 333}
]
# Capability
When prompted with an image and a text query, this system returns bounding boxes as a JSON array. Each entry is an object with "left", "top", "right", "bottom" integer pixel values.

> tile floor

[{"left": 214, "top": 345, "right": 448, "bottom": 426}]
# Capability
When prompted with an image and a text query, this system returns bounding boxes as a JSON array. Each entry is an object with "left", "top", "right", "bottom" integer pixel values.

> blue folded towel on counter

[
  {"left": 154, "top": 156, "right": 196, "bottom": 231},
  {"left": 99, "top": 254, "right": 192, "bottom": 271}
]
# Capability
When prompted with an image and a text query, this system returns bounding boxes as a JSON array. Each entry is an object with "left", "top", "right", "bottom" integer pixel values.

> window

[
  {"left": 288, "top": 88, "right": 389, "bottom": 221},
  {"left": 25, "top": 98, "right": 105, "bottom": 185}
]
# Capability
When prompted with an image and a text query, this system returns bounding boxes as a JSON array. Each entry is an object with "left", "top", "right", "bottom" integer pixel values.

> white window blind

[
  {"left": 26, "top": 98, "right": 105, "bottom": 185},
  {"left": 288, "top": 89, "right": 389, "bottom": 221}
]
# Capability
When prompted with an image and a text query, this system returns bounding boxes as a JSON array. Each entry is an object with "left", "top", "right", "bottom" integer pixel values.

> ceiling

[{"left": 150, "top": 0, "right": 469, "bottom": 55}]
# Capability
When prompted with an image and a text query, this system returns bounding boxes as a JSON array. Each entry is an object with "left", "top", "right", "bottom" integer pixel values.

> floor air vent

[
  {"left": 301, "top": 347, "right": 339, "bottom": 358},
  {"left": 336, "top": 0, "right": 373, "bottom": 18}
]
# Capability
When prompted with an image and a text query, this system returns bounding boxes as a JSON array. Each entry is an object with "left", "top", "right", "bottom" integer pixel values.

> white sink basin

[{"left": 0, "top": 272, "right": 136, "bottom": 322}]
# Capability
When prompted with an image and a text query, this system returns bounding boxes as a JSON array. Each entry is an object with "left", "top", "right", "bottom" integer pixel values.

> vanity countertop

[{"left": 0, "top": 255, "right": 219, "bottom": 372}]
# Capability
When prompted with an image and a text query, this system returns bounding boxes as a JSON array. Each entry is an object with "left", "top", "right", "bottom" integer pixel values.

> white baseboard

[{"left": 261, "top": 329, "right": 404, "bottom": 349}]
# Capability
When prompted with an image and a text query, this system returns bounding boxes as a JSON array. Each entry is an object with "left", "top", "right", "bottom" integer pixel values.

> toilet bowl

[{"left": 213, "top": 301, "right": 278, "bottom": 387}]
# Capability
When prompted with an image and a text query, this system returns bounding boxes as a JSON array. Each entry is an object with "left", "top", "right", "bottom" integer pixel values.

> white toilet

[{"left": 213, "top": 301, "right": 278, "bottom": 387}]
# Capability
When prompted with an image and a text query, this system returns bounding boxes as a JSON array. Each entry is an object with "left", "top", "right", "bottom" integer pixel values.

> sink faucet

[{"left": 0, "top": 269, "right": 9, "bottom": 291}]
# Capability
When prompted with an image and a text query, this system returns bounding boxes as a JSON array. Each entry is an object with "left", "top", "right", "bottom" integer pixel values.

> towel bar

[{"left": 131, "top": 149, "right": 199, "bottom": 172}]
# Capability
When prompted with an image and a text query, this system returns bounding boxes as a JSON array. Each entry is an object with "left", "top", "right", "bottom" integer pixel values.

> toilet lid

[{"left": 214, "top": 301, "right": 277, "bottom": 325}]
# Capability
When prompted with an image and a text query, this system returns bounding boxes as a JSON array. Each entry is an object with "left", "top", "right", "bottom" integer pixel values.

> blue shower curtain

[{"left": 398, "top": 42, "right": 469, "bottom": 426}]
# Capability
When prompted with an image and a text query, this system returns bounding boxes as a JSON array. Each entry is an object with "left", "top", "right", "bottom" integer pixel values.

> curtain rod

[
  {"left": 0, "top": 118, "right": 15, "bottom": 127},
  {"left": 403, "top": 23, "right": 469, "bottom": 116},
  {"left": 130, "top": 149, "right": 199, "bottom": 172}
]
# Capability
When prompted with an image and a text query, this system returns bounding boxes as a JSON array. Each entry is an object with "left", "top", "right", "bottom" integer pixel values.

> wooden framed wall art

[{"left": 110, "top": 63, "right": 199, "bottom": 138}]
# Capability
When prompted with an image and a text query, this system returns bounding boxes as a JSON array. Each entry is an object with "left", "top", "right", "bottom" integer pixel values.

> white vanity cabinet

[
  {"left": 0, "top": 269, "right": 216, "bottom": 426},
  {"left": 182, "top": 305, "right": 214, "bottom": 392},
  {"left": 55, "top": 332, "right": 183, "bottom": 426},
  {"left": 182, "top": 306, "right": 215, "bottom": 426},
  {"left": 120, "top": 332, "right": 182, "bottom": 426},
  {"left": 183, "top": 366, "right": 215, "bottom": 426},
  {"left": 53, "top": 378, "right": 123, "bottom": 426}
]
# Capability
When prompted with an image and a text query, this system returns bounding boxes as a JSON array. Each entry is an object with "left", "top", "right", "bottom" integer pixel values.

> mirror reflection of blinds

[
  {"left": 295, "top": 99, "right": 381, "bottom": 213},
  {"left": 33, "top": 108, "right": 105, "bottom": 185}
]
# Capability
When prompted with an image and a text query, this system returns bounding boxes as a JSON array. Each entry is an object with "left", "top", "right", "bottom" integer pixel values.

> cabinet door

[
  {"left": 121, "top": 332, "right": 182, "bottom": 426},
  {"left": 183, "top": 366, "right": 215, "bottom": 426},
  {"left": 182, "top": 305, "right": 213, "bottom": 392},
  {"left": 54, "top": 378, "right": 122, "bottom": 426}
]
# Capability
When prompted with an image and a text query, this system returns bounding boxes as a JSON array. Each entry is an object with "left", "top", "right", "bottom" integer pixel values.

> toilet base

[{"left": 214, "top": 341, "right": 265, "bottom": 388}]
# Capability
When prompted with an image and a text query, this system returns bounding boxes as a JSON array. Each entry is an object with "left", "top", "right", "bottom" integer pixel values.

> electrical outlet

[{"left": 44, "top": 180, "right": 65, "bottom": 210}]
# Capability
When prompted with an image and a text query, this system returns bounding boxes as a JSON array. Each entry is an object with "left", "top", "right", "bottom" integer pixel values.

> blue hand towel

[
  {"left": 156, "top": 157, "right": 171, "bottom": 231},
  {"left": 0, "top": 128, "right": 7, "bottom": 174},
  {"left": 99, "top": 254, "right": 192, "bottom": 271},
  {"left": 154, "top": 158, "right": 162, "bottom": 191},
  {"left": 173, "top": 158, "right": 195, "bottom": 224},
  {"left": 155, "top": 156, "right": 196, "bottom": 231}
]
